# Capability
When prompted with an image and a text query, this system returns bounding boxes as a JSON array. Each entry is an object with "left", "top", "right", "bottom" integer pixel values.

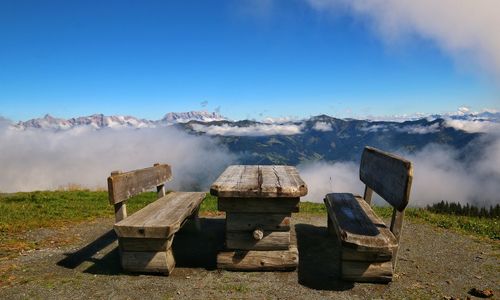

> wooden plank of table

[
  {"left": 210, "top": 165, "right": 307, "bottom": 198},
  {"left": 226, "top": 231, "right": 290, "bottom": 250},
  {"left": 209, "top": 165, "right": 259, "bottom": 196},
  {"left": 217, "top": 246, "right": 299, "bottom": 271},
  {"left": 226, "top": 213, "right": 291, "bottom": 232},
  {"left": 114, "top": 192, "right": 205, "bottom": 239},
  {"left": 218, "top": 197, "right": 299, "bottom": 213},
  {"left": 260, "top": 165, "right": 308, "bottom": 198}
]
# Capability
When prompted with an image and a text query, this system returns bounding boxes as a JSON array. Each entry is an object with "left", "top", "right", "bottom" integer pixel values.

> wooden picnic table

[{"left": 211, "top": 165, "right": 308, "bottom": 271}]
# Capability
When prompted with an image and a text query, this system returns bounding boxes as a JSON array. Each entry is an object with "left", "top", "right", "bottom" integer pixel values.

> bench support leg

[
  {"left": 363, "top": 186, "right": 374, "bottom": 205},
  {"left": 114, "top": 202, "right": 127, "bottom": 222},
  {"left": 390, "top": 208, "right": 405, "bottom": 271}
]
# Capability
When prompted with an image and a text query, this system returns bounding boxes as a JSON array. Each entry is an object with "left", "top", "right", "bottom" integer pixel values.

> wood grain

[
  {"left": 120, "top": 249, "right": 175, "bottom": 274},
  {"left": 360, "top": 146, "right": 413, "bottom": 211},
  {"left": 114, "top": 192, "right": 205, "bottom": 239},
  {"left": 225, "top": 213, "right": 291, "bottom": 232},
  {"left": 210, "top": 165, "right": 307, "bottom": 198},
  {"left": 217, "top": 246, "right": 298, "bottom": 271},
  {"left": 119, "top": 237, "right": 172, "bottom": 252},
  {"left": 342, "top": 246, "right": 393, "bottom": 262},
  {"left": 324, "top": 193, "right": 398, "bottom": 252},
  {"left": 342, "top": 260, "right": 393, "bottom": 283},
  {"left": 226, "top": 231, "right": 290, "bottom": 250},
  {"left": 218, "top": 197, "right": 299, "bottom": 213},
  {"left": 108, "top": 164, "right": 172, "bottom": 204}
]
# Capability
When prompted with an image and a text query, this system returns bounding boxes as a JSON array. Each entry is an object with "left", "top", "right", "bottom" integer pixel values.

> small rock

[
  {"left": 475, "top": 275, "right": 482, "bottom": 279},
  {"left": 468, "top": 288, "right": 494, "bottom": 298},
  {"left": 185, "top": 276, "right": 190, "bottom": 279},
  {"left": 445, "top": 280, "right": 451, "bottom": 284},
  {"left": 176, "top": 291, "right": 181, "bottom": 295}
]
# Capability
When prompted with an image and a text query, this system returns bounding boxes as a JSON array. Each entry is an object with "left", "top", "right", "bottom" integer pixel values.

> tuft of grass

[{"left": 200, "top": 193, "right": 218, "bottom": 212}]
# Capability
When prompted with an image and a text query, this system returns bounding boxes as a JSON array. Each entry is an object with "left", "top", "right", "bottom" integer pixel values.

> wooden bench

[
  {"left": 324, "top": 146, "right": 413, "bottom": 282},
  {"left": 107, "top": 163, "right": 205, "bottom": 274}
]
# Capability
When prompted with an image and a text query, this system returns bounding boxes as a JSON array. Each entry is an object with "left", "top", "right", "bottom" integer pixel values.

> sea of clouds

[
  {"left": 1, "top": 116, "right": 499, "bottom": 207},
  {"left": 299, "top": 119, "right": 500, "bottom": 207},
  {"left": 0, "top": 120, "right": 236, "bottom": 192}
]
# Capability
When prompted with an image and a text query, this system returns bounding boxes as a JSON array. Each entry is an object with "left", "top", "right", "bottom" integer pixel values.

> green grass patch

[
  {"left": 0, "top": 191, "right": 497, "bottom": 257},
  {"left": 200, "top": 193, "right": 218, "bottom": 212}
]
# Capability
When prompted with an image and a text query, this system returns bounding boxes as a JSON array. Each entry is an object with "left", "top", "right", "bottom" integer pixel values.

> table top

[{"left": 210, "top": 165, "right": 308, "bottom": 198}]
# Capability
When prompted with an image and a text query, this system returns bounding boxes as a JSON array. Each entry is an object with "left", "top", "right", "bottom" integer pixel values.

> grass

[{"left": 0, "top": 190, "right": 498, "bottom": 257}]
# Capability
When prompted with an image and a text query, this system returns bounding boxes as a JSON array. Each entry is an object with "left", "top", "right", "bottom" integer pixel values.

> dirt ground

[{"left": 0, "top": 214, "right": 498, "bottom": 300}]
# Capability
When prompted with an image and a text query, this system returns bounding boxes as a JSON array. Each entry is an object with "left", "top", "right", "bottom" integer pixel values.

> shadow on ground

[
  {"left": 56, "top": 218, "right": 225, "bottom": 275},
  {"left": 295, "top": 223, "right": 354, "bottom": 291}
]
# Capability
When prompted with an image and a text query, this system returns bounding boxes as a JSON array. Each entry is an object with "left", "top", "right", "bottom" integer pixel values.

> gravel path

[{"left": 0, "top": 214, "right": 498, "bottom": 299}]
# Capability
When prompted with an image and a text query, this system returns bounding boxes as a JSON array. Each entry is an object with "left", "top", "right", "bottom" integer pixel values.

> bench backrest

[
  {"left": 107, "top": 163, "right": 172, "bottom": 222},
  {"left": 359, "top": 147, "right": 413, "bottom": 212}
]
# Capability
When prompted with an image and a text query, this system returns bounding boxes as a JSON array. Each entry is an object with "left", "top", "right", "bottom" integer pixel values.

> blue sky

[{"left": 1, "top": 0, "right": 498, "bottom": 121}]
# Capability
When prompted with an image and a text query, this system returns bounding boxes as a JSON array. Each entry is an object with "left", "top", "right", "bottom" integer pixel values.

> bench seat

[
  {"left": 325, "top": 193, "right": 397, "bottom": 252},
  {"left": 114, "top": 192, "right": 206, "bottom": 239},
  {"left": 325, "top": 193, "right": 398, "bottom": 282}
]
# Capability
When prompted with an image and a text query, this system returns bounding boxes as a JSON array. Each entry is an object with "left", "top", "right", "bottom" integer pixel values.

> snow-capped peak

[
  {"left": 12, "top": 111, "right": 228, "bottom": 130},
  {"left": 162, "top": 111, "right": 227, "bottom": 124}
]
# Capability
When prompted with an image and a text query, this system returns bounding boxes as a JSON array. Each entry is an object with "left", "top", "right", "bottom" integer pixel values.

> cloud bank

[
  {"left": 0, "top": 124, "right": 236, "bottom": 192},
  {"left": 445, "top": 119, "right": 500, "bottom": 133},
  {"left": 190, "top": 123, "right": 304, "bottom": 136},
  {"left": 299, "top": 133, "right": 500, "bottom": 207},
  {"left": 306, "top": 0, "right": 500, "bottom": 78}
]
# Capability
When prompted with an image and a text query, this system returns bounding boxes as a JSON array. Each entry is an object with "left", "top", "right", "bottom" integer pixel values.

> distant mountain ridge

[
  {"left": 6, "top": 110, "right": 499, "bottom": 165},
  {"left": 13, "top": 111, "right": 227, "bottom": 130}
]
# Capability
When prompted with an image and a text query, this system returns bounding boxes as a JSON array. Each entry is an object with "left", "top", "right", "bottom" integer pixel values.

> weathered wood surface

[
  {"left": 226, "top": 213, "right": 291, "bottom": 232},
  {"left": 119, "top": 237, "right": 172, "bottom": 252},
  {"left": 342, "top": 246, "right": 393, "bottom": 262},
  {"left": 226, "top": 231, "right": 290, "bottom": 250},
  {"left": 360, "top": 147, "right": 413, "bottom": 211},
  {"left": 218, "top": 197, "right": 299, "bottom": 213},
  {"left": 324, "top": 193, "right": 398, "bottom": 252},
  {"left": 114, "top": 202, "right": 127, "bottom": 223},
  {"left": 342, "top": 260, "right": 393, "bottom": 283},
  {"left": 114, "top": 192, "right": 205, "bottom": 239},
  {"left": 108, "top": 164, "right": 172, "bottom": 204},
  {"left": 120, "top": 249, "right": 175, "bottom": 274},
  {"left": 217, "top": 246, "right": 299, "bottom": 271},
  {"left": 210, "top": 165, "right": 307, "bottom": 198}
]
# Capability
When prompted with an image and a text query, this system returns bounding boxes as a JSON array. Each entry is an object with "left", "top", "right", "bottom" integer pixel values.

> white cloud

[
  {"left": 298, "top": 138, "right": 500, "bottom": 207},
  {"left": 445, "top": 119, "right": 500, "bottom": 133},
  {"left": 361, "top": 123, "right": 440, "bottom": 134},
  {"left": 0, "top": 125, "right": 237, "bottom": 192},
  {"left": 305, "top": 0, "right": 500, "bottom": 78},
  {"left": 398, "top": 123, "right": 440, "bottom": 134},
  {"left": 298, "top": 161, "right": 362, "bottom": 202},
  {"left": 312, "top": 121, "right": 333, "bottom": 132},
  {"left": 261, "top": 116, "right": 301, "bottom": 124},
  {"left": 190, "top": 123, "right": 304, "bottom": 136}
]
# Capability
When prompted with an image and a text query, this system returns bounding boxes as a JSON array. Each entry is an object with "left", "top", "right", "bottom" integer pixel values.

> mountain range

[{"left": 8, "top": 110, "right": 499, "bottom": 164}]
